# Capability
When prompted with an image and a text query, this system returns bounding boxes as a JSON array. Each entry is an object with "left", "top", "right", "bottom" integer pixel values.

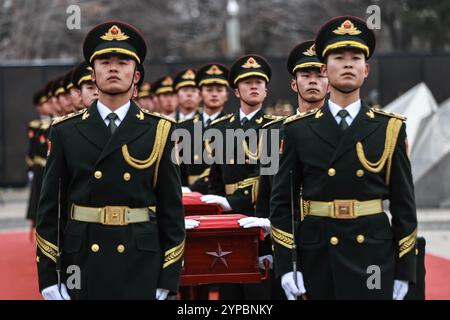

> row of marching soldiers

[{"left": 30, "top": 16, "right": 423, "bottom": 300}]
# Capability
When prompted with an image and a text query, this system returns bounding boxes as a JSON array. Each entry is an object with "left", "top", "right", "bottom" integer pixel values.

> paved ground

[{"left": 1, "top": 187, "right": 450, "bottom": 260}]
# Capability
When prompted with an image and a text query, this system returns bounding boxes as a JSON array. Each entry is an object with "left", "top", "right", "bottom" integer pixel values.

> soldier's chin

[
  {"left": 247, "top": 97, "right": 263, "bottom": 106},
  {"left": 336, "top": 83, "right": 358, "bottom": 94},
  {"left": 303, "top": 92, "right": 322, "bottom": 103},
  {"left": 103, "top": 85, "right": 126, "bottom": 94}
]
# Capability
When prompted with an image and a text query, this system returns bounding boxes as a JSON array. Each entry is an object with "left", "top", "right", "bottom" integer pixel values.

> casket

[
  {"left": 182, "top": 192, "right": 222, "bottom": 215},
  {"left": 180, "top": 214, "right": 267, "bottom": 286}
]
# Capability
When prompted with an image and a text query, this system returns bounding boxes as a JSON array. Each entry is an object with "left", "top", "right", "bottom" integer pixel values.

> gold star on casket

[{"left": 205, "top": 243, "right": 232, "bottom": 269}]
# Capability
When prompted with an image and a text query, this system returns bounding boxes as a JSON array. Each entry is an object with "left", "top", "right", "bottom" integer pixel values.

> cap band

[
  {"left": 155, "top": 87, "right": 173, "bottom": 95},
  {"left": 175, "top": 80, "right": 197, "bottom": 90},
  {"left": 322, "top": 40, "right": 369, "bottom": 57},
  {"left": 55, "top": 87, "right": 65, "bottom": 96},
  {"left": 90, "top": 47, "right": 141, "bottom": 64},
  {"left": 233, "top": 72, "right": 269, "bottom": 85},
  {"left": 293, "top": 62, "right": 323, "bottom": 73},
  {"left": 78, "top": 75, "right": 93, "bottom": 86},
  {"left": 198, "top": 78, "right": 229, "bottom": 87}
]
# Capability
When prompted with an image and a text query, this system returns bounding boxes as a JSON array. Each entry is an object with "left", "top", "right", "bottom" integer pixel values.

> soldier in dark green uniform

[
  {"left": 71, "top": 61, "right": 99, "bottom": 109},
  {"left": 153, "top": 75, "right": 178, "bottom": 120},
  {"left": 173, "top": 68, "right": 201, "bottom": 122},
  {"left": 202, "top": 55, "right": 280, "bottom": 299},
  {"left": 36, "top": 20, "right": 185, "bottom": 300},
  {"left": 270, "top": 16, "right": 417, "bottom": 300},
  {"left": 56, "top": 73, "right": 76, "bottom": 114},
  {"left": 253, "top": 40, "right": 328, "bottom": 299},
  {"left": 26, "top": 89, "right": 52, "bottom": 225},
  {"left": 177, "top": 64, "right": 229, "bottom": 193}
]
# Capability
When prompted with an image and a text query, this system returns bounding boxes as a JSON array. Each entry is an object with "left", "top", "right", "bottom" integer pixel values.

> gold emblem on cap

[
  {"left": 206, "top": 65, "right": 223, "bottom": 75},
  {"left": 333, "top": 20, "right": 362, "bottom": 36},
  {"left": 303, "top": 44, "right": 317, "bottom": 57},
  {"left": 142, "top": 83, "right": 151, "bottom": 91},
  {"left": 182, "top": 69, "right": 196, "bottom": 80},
  {"left": 162, "top": 77, "right": 173, "bottom": 86},
  {"left": 100, "top": 25, "right": 130, "bottom": 41},
  {"left": 242, "top": 57, "right": 261, "bottom": 69}
]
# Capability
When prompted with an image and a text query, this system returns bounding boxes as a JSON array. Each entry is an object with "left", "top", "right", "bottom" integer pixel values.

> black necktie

[
  {"left": 205, "top": 118, "right": 212, "bottom": 127},
  {"left": 337, "top": 109, "right": 349, "bottom": 131},
  {"left": 107, "top": 113, "right": 118, "bottom": 134},
  {"left": 241, "top": 117, "right": 249, "bottom": 129}
]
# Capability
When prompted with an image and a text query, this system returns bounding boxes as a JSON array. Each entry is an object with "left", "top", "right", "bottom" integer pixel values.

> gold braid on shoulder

[
  {"left": 356, "top": 118, "right": 403, "bottom": 185},
  {"left": 121, "top": 119, "right": 171, "bottom": 174}
]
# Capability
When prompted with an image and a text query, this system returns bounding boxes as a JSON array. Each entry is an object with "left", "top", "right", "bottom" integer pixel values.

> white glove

[
  {"left": 281, "top": 271, "right": 306, "bottom": 300},
  {"left": 156, "top": 288, "right": 169, "bottom": 300},
  {"left": 41, "top": 284, "right": 71, "bottom": 300},
  {"left": 238, "top": 216, "right": 271, "bottom": 237},
  {"left": 200, "top": 195, "right": 232, "bottom": 211},
  {"left": 185, "top": 218, "right": 200, "bottom": 230},
  {"left": 393, "top": 280, "right": 409, "bottom": 300},
  {"left": 181, "top": 186, "right": 192, "bottom": 193},
  {"left": 258, "top": 255, "right": 273, "bottom": 270}
]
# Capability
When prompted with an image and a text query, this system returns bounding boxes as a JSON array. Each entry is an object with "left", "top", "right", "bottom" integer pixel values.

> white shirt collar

[
  {"left": 168, "top": 112, "right": 177, "bottom": 121},
  {"left": 328, "top": 99, "right": 361, "bottom": 119},
  {"left": 203, "top": 110, "right": 222, "bottom": 126},
  {"left": 97, "top": 99, "right": 130, "bottom": 124},
  {"left": 179, "top": 110, "right": 197, "bottom": 121},
  {"left": 240, "top": 107, "right": 261, "bottom": 122}
]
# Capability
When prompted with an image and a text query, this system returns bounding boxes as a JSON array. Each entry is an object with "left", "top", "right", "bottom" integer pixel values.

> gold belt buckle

[
  {"left": 333, "top": 200, "right": 357, "bottom": 219},
  {"left": 102, "top": 206, "right": 127, "bottom": 225}
]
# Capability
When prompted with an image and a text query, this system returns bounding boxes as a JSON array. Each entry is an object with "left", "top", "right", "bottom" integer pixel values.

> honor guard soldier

[
  {"left": 254, "top": 40, "right": 328, "bottom": 299},
  {"left": 152, "top": 75, "right": 178, "bottom": 120},
  {"left": 55, "top": 75, "right": 74, "bottom": 115},
  {"left": 178, "top": 63, "right": 230, "bottom": 299},
  {"left": 270, "top": 16, "right": 417, "bottom": 300},
  {"left": 177, "top": 63, "right": 229, "bottom": 194},
  {"left": 26, "top": 89, "right": 52, "bottom": 225},
  {"left": 64, "top": 68, "right": 82, "bottom": 110},
  {"left": 71, "top": 61, "right": 99, "bottom": 109},
  {"left": 173, "top": 68, "right": 201, "bottom": 122},
  {"left": 136, "top": 82, "right": 156, "bottom": 111},
  {"left": 47, "top": 80, "right": 63, "bottom": 116},
  {"left": 36, "top": 20, "right": 185, "bottom": 300},
  {"left": 202, "top": 55, "right": 280, "bottom": 300}
]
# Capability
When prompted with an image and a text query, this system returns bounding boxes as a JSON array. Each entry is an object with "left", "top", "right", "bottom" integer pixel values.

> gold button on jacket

[
  {"left": 330, "top": 236, "right": 339, "bottom": 245},
  {"left": 356, "top": 234, "right": 365, "bottom": 243}
]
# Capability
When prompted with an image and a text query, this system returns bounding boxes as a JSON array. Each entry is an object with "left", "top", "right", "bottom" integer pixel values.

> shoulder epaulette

[
  {"left": 210, "top": 113, "right": 233, "bottom": 126},
  {"left": 262, "top": 116, "right": 286, "bottom": 129},
  {"left": 52, "top": 108, "right": 87, "bottom": 125},
  {"left": 40, "top": 119, "right": 52, "bottom": 130},
  {"left": 371, "top": 108, "right": 407, "bottom": 121},
  {"left": 263, "top": 114, "right": 283, "bottom": 121},
  {"left": 284, "top": 108, "right": 319, "bottom": 125},
  {"left": 29, "top": 120, "right": 41, "bottom": 128},
  {"left": 178, "top": 114, "right": 198, "bottom": 124},
  {"left": 140, "top": 109, "right": 177, "bottom": 123},
  {"left": 177, "top": 118, "right": 190, "bottom": 124}
]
